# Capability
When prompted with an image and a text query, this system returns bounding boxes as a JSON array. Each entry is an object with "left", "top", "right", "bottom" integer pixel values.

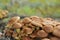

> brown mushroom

[
  {"left": 22, "top": 36, "right": 32, "bottom": 40},
  {"left": 13, "top": 23, "right": 22, "bottom": 29},
  {"left": 53, "top": 26, "right": 60, "bottom": 37},
  {"left": 6, "top": 16, "right": 20, "bottom": 27},
  {"left": 30, "top": 32, "right": 37, "bottom": 38},
  {"left": 23, "top": 27, "right": 33, "bottom": 34},
  {"left": 37, "top": 30, "right": 48, "bottom": 38},
  {"left": 42, "top": 38, "right": 50, "bottom": 40},
  {"left": 12, "top": 32, "right": 18, "bottom": 38},
  {"left": 1, "top": 10, "right": 8, "bottom": 17},
  {"left": 5, "top": 30, "right": 11, "bottom": 37},
  {"left": 42, "top": 25, "right": 53, "bottom": 33},
  {"left": 50, "top": 37, "right": 60, "bottom": 40},
  {"left": 30, "top": 16, "right": 42, "bottom": 27},
  {"left": 22, "top": 17, "right": 31, "bottom": 24}
]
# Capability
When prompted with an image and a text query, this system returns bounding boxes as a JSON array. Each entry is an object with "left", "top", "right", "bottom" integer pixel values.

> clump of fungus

[
  {"left": 0, "top": 9, "right": 8, "bottom": 19},
  {"left": 4, "top": 16, "right": 60, "bottom": 40}
]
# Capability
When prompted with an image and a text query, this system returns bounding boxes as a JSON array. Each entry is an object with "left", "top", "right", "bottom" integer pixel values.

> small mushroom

[
  {"left": 23, "top": 27, "right": 33, "bottom": 34},
  {"left": 50, "top": 37, "right": 60, "bottom": 40},
  {"left": 37, "top": 30, "right": 48, "bottom": 38},
  {"left": 30, "top": 32, "right": 37, "bottom": 38},
  {"left": 5, "top": 30, "right": 11, "bottom": 37},
  {"left": 7, "top": 16, "right": 20, "bottom": 27},
  {"left": 12, "top": 32, "right": 18, "bottom": 38},
  {"left": 53, "top": 26, "right": 60, "bottom": 37},
  {"left": 42, "top": 25, "right": 53, "bottom": 33},
  {"left": 13, "top": 23, "right": 22, "bottom": 29},
  {"left": 1, "top": 10, "right": 8, "bottom": 17},
  {"left": 22, "top": 36, "right": 32, "bottom": 40},
  {"left": 22, "top": 17, "right": 31, "bottom": 24},
  {"left": 42, "top": 38, "right": 50, "bottom": 40}
]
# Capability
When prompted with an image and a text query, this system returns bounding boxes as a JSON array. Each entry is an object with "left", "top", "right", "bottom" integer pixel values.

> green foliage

[{"left": 0, "top": 0, "right": 60, "bottom": 18}]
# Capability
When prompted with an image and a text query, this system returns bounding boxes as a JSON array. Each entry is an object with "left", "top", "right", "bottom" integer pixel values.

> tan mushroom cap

[
  {"left": 50, "top": 37, "right": 60, "bottom": 40},
  {"left": 13, "top": 23, "right": 22, "bottom": 29},
  {"left": 22, "top": 36, "right": 32, "bottom": 40},
  {"left": 42, "top": 25, "right": 53, "bottom": 33},
  {"left": 23, "top": 27, "right": 33, "bottom": 34},
  {"left": 53, "top": 26, "right": 60, "bottom": 37},
  {"left": 7, "top": 16, "right": 20, "bottom": 27},
  {"left": 1, "top": 10, "right": 8, "bottom": 17},
  {"left": 42, "top": 38, "right": 50, "bottom": 40},
  {"left": 22, "top": 17, "right": 31, "bottom": 24},
  {"left": 30, "top": 34, "right": 37, "bottom": 38},
  {"left": 12, "top": 32, "right": 18, "bottom": 38},
  {"left": 37, "top": 30, "right": 48, "bottom": 38}
]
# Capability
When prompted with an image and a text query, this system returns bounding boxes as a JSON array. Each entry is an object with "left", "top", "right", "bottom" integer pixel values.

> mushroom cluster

[
  {"left": 4, "top": 16, "right": 60, "bottom": 40},
  {"left": 0, "top": 9, "right": 8, "bottom": 19}
]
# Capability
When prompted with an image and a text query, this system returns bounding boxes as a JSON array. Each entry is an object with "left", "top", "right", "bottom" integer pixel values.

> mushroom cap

[
  {"left": 53, "top": 26, "right": 60, "bottom": 37},
  {"left": 7, "top": 16, "right": 20, "bottom": 27},
  {"left": 37, "top": 30, "right": 48, "bottom": 38},
  {"left": 42, "top": 38, "right": 50, "bottom": 40}
]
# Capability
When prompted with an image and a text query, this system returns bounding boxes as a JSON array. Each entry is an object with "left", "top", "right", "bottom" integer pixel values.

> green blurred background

[{"left": 0, "top": 0, "right": 60, "bottom": 18}]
